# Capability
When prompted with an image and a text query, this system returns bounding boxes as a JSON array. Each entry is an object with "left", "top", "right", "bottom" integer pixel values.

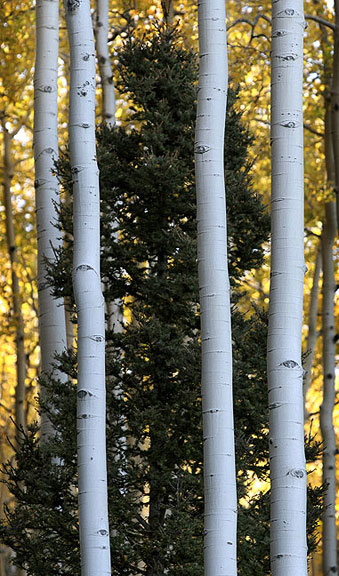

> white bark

[
  {"left": 93, "top": 0, "right": 123, "bottom": 335},
  {"left": 320, "top": 49, "right": 338, "bottom": 576},
  {"left": 195, "top": 2, "right": 237, "bottom": 575},
  {"left": 64, "top": 1, "right": 111, "bottom": 575},
  {"left": 319, "top": 201, "right": 337, "bottom": 576},
  {"left": 268, "top": 3, "right": 307, "bottom": 575},
  {"left": 34, "top": 0, "right": 67, "bottom": 440},
  {"left": 94, "top": 0, "right": 115, "bottom": 127},
  {"left": 302, "top": 245, "right": 321, "bottom": 418}
]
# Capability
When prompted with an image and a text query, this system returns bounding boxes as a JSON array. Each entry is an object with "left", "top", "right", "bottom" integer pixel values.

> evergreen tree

[
  {"left": 98, "top": 27, "right": 269, "bottom": 574},
  {"left": 0, "top": 25, "right": 320, "bottom": 576}
]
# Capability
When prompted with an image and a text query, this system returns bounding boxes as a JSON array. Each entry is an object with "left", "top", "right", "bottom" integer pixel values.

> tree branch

[
  {"left": 227, "top": 14, "right": 271, "bottom": 32},
  {"left": 228, "top": 13, "right": 336, "bottom": 34},
  {"left": 305, "top": 14, "right": 335, "bottom": 31}
]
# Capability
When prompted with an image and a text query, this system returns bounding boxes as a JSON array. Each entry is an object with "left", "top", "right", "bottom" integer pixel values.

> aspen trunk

[
  {"left": 94, "top": 0, "right": 115, "bottom": 127},
  {"left": 64, "top": 188, "right": 74, "bottom": 350},
  {"left": 331, "top": 0, "right": 339, "bottom": 231},
  {"left": 268, "top": 3, "right": 307, "bottom": 575},
  {"left": 320, "top": 201, "right": 337, "bottom": 576},
  {"left": 65, "top": 1, "right": 111, "bottom": 574},
  {"left": 321, "top": 47, "right": 339, "bottom": 576},
  {"left": 195, "top": 2, "right": 237, "bottom": 574},
  {"left": 302, "top": 245, "right": 321, "bottom": 418},
  {"left": 2, "top": 126, "right": 27, "bottom": 576},
  {"left": 2, "top": 127, "right": 26, "bottom": 445},
  {"left": 94, "top": 0, "right": 123, "bottom": 335},
  {"left": 311, "top": 554, "right": 318, "bottom": 576},
  {"left": 65, "top": 299, "right": 74, "bottom": 350},
  {"left": 34, "top": 0, "right": 67, "bottom": 440},
  {"left": 161, "top": 0, "right": 174, "bottom": 23}
]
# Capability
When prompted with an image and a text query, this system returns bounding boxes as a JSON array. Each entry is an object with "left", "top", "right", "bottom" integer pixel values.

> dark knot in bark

[{"left": 67, "top": 0, "right": 80, "bottom": 12}]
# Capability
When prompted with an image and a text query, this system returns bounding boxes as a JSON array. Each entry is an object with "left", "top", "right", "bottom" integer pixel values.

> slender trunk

[
  {"left": 146, "top": 251, "right": 168, "bottom": 576},
  {"left": 311, "top": 554, "right": 318, "bottom": 576},
  {"left": 161, "top": 0, "right": 174, "bottom": 23},
  {"left": 195, "top": 2, "right": 236, "bottom": 575},
  {"left": 268, "top": 3, "right": 307, "bottom": 575},
  {"left": 302, "top": 245, "right": 321, "bottom": 418},
  {"left": 64, "top": 188, "right": 74, "bottom": 350},
  {"left": 94, "top": 0, "right": 123, "bottom": 335},
  {"left": 94, "top": 0, "right": 115, "bottom": 127},
  {"left": 2, "top": 127, "right": 26, "bottom": 445},
  {"left": 65, "top": 1, "right": 111, "bottom": 574},
  {"left": 331, "top": 0, "right": 339, "bottom": 231},
  {"left": 2, "top": 126, "right": 27, "bottom": 576},
  {"left": 0, "top": 441, "right": 9, "bottom": 576},
  {"left": 34, "top": 0, "right": 67, "bottom": 440},
  {"left": 320, "top": 54, "right": 339, "bottom": 576},
  {"left": 319, "top": 202, "right": 337, "bottom": 576},
  {"left": 65, "top": 299, "right": 74, "bottom": 350}
]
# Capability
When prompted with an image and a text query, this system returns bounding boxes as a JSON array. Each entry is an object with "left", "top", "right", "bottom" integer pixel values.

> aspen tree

[
  {"left": 195, "top": 2, "right": 237, "bottom": 574},
  {"left": 320, "top": 202, "right": 337, "bottom": 576},
  {"left": 302, "top": 246, "right": 321, "bottom": 418},
  {"left": 64, "top": 190, "right": 74, "bottom": 351},
  {"left": 94, "top": 0, "right": 115, "bottom": 128},
  {"left": 331, "top": 0, "right": 339, "bottom": 229},
  {"left": 2, "top": 120, "right": 28, "bottom": 576},
  {"left": 320, "top": 99, "right": 338, "bottom": 576},
  {"left": 34, "top": 0, "right": 67, "bottom": 440},
  {"left": 64, "top": 1, "right": 111, "bottom": 574},
  {"left": 161, "top": 0, "right": 174, "bottom": 23},
  {"left": 94, "top": 0, "right": 123, "bottom": 335},
  {"left": 268, "top": 3, "right": 307, "bottom": 575},
  {"left": 2, "top": 125, "right": 26, "bottom": 446}
]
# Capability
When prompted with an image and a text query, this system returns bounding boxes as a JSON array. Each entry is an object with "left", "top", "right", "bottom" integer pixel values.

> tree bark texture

[
  {"left": 94, "top": 0, "right": 123, "bottom": 335},
  {"left": 64, "top": 188, "right": 74, "bottom": 350},
  {"left": 320, "top": 60, "right": 338, "bottom": 576},
  {"left": 94, "top": 0, "right": 115, "bottom": 127},
  {"left": 311, "top": 554, "right": 318, "bottom": 576},
  {"left": 34, "top": 0, "right": 68, "bottom": 441},
  {"left": 161, "top": 0, "right": 174, "bottom": 23},
  {"left": 330, "top": 0, "right": 339, "bottom": 231},
  {"left": 2, "top": 127, "right": 26, "bottom": 446},
  {"left": 302, "top": 245, "right": 321, "bottom": 419},
  {"left": 65, "top": 1, "right": 111, "bottom": 574},
  {"left": 319, "top": 201, "right": 337, "bottom": 576},
  {"left": 268, "top": 3, "right": 307, "bottom": 575},
  {"left": 195, "top": 2, "right": 237, "bottom": 575}
]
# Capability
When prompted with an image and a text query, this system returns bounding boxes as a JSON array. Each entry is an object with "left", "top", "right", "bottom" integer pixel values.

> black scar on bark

[{"left": 67, "top": 0, "right": 80, "bottom": 12}]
